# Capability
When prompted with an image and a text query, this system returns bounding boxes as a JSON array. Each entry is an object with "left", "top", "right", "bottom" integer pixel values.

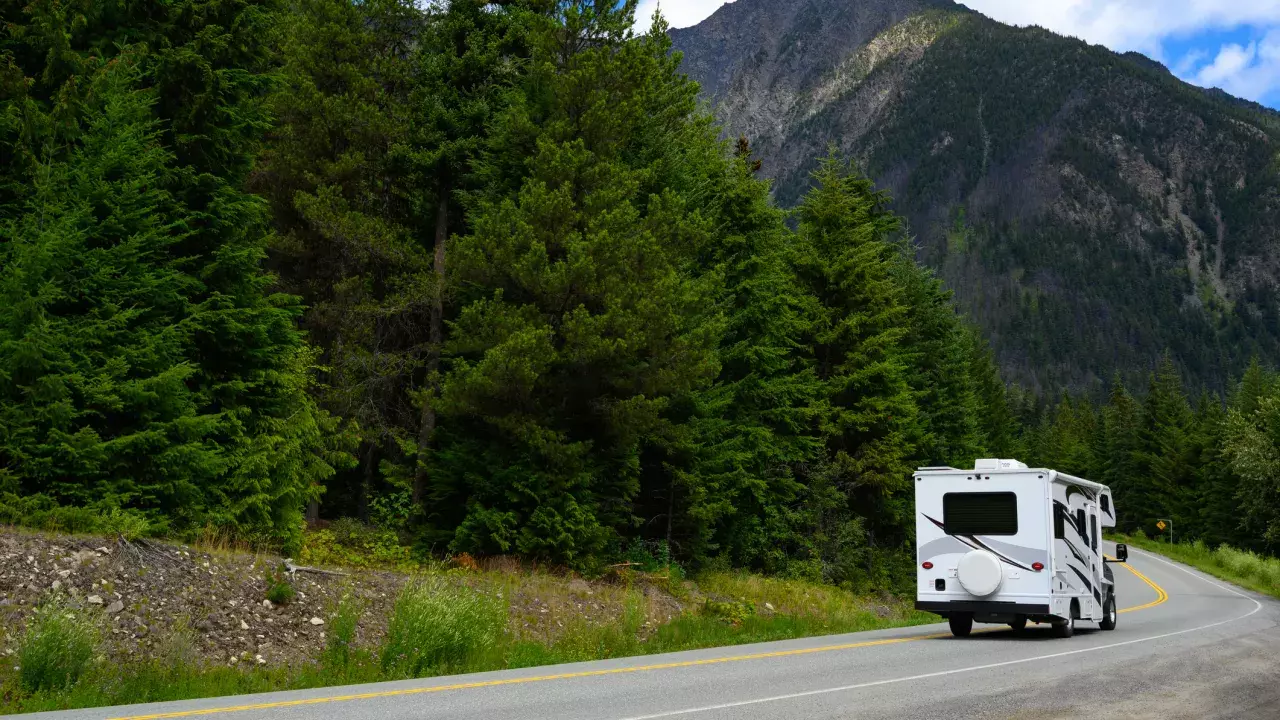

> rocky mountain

[{"left": 671, "top": 0, "right": 1280, "bottom": 394}]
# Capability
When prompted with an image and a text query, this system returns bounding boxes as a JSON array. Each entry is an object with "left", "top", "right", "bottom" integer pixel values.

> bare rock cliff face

[{"left": 672, "top": 0, "right": 1280, "bottom": 393}]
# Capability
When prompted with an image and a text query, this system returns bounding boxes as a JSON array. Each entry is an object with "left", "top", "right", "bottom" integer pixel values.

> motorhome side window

[
  {"left": 1054, "top": 505, "right": 1065, "bottom": 539},
  {"left": 1076, "top": 508, "right": 1086, "bottom": 538},
  {"left": 942, "top": 492, "right": 1018, "bottom": 535},
  {"left": 1101, "top": 494, "right": 1110, "bottom": 514},
  {"left": 1090, "top": 515, "right": 1098, "bottom": 551}
]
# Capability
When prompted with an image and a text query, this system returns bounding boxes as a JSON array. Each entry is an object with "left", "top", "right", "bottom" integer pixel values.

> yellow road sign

[{"left": 1156, "top": 520, "right": 1167, "bottom": 531}]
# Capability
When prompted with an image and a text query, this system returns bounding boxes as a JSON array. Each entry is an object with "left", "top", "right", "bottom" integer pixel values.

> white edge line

[{"left": 616, "top": 551, "right": 1266, "bottom": 720}]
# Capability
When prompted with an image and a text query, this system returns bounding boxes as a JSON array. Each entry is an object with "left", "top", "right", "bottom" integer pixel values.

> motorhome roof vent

[{"left": 974, "top": 458, "right": 1028, "bottom": 471}]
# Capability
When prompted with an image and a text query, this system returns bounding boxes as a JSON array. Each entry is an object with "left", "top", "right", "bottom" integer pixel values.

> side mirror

[{"left": 1113, "top": 543, "right": 1128, "bottom": 562}]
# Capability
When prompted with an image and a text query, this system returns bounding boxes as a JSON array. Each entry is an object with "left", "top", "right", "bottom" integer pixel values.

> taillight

[
  {"left": 1032, "top": 562, "right": 1044, "bottom": 571},
  {"left": 922, "top": 561, "right": 934, "bottom": 570}
]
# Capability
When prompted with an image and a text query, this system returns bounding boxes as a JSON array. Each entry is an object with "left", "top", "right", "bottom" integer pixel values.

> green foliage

[
  {"left": 0, "top": 0, "right": 352, "bottom": 551},
  {"left": 702, "top": 598, "right": 756, "bottom": 625},
  {"left": 322, "top": 592, "right": 361, "bottom": 672},
  {"left": 1015, "top": 354, "right": 1280, "bottom": 557},
  {"left": 0, "top": 495, "right": 156, "bottom": 539},
  {"left": 1223, "top": 372, "right": 1280, "bottom": 549},
  {"left": 793, "top": 155, "right": 920, "bottom": 544},
  {"left": 427, "top": 4, "right": 722, "bottom": 566},
  {"left": 18, "top": 595, "right": 100, "bottom": 692},
  {"left": 1118, "top": 535, "right": 1280, "bottom": 599},
  {"left": 265, "top": 571, "right": 296, "bottom": 605},
  {"left": 380, "top": 576, "right": 506, "bottom": 677},
  {"left": 0, "top": 0, "right": 1041, "bottom": 580},
  {"left": 298, "top": 521, "right": 412, "bottom": 568}
]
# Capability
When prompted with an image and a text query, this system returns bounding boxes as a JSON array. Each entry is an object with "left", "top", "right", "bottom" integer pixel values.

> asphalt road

[{"left": 19, "top": 543, "right": 1280, "bottom": 720}]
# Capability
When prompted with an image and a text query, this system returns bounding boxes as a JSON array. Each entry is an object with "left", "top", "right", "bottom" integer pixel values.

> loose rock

[{"left": 309, "top": 617, "right": 324, "bottom": 625}]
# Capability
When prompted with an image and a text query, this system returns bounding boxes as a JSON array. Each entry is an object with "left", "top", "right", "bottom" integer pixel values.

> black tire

[
  {"left": 949, "top": 614, "right": 974, "bottom": 638},
  {"left": 1099, "top": 593, "right": 1117, "bottom": 631},
  {"left": 1009, "top": 615, "right": 1027, "bottom": 632},
  {"left": 1052, "top": 614, "right": 1075, "bottom": 638}
]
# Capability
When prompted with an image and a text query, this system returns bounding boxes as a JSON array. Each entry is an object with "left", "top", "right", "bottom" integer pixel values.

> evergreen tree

[
  {"left": 1191, "top": 391, "right": 1237, "bottom": 546},
  {"left": 793, "top": 156, "right": 920, "bottom": 547},
  {"left": 1038, "top": 395, "right": 1097, "bottom": 476},
  {"left": 0, "top": 0, "right": 349, "bottom": 549},
  {"left": 680, "top": 139, "right": 824, "bottom": 570},
  {"left": 892, "top": 240, "right": 986, "bottom": 467},
  {"left": 1136, "top": 356, "right": 1197, "bottom": 533},
  {"left": 401, "top": 0, "right": 546, "bottom": 504},
  {"left": 967, "top": 327, "right": 1018, "bottom": 457},
  {"left": 1098, "top": 377, "right": 1143, "bottom": 531},
  {"left": 426, "top": 2, "right": 722, "bottom": 565},
  {"left": 255, "top": 0, "right": 426, "bottom": 522}
]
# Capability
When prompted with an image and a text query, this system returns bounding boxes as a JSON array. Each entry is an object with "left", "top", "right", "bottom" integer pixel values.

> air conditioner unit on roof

[{"left": 974, "top": 459, "right": 1028, "bottom": 470}]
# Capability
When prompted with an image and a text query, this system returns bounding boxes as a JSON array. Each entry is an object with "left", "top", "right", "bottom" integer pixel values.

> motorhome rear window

[{"left": 943, "top": 492, "right": 1018, "bottom": 536}]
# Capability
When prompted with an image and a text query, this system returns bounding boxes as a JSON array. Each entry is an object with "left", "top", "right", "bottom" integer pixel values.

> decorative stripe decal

[
  {"left": 1070, "top": 566, "right": 1094, "bottom": 593},
  {"left": 921, "top": 514, "right": 1036, "bottom": 572}
]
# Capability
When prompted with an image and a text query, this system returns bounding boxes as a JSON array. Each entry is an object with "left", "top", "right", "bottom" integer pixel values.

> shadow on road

[{"left": 943, "top": 626, "right": 1104, "bottom": 642}]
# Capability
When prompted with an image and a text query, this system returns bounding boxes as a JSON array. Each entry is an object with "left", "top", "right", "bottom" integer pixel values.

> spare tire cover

[{"left": 957, "top": 549, "right": 1003, "bottom": 597}]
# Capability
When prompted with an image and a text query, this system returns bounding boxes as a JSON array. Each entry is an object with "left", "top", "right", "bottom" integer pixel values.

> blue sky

[{"left": 635, "top": 0, "right": 1280, "bottom": 109}]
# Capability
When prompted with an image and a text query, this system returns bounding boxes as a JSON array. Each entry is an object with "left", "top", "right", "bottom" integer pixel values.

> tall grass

[
  {"left": 1, "top": 567, "right": 934, "bottom": 715},
  {"left": 380, "top": 576, "right": 506, "bottom": 677},
  {"left": 1118, "top": 534, "right": 1280, "bottom": 599},
  {"left": 323, "top": 591, "right": 361, "bottom": 672},
  {"left": 18, "top": 594, "right": 100, "bottom": 692}
]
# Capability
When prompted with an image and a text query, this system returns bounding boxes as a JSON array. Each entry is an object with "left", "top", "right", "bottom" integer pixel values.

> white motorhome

[{"left": 914, "top": 459, "right": 1128, "bottom": 638}]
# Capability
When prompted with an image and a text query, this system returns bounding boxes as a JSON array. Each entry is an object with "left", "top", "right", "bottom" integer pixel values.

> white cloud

[
  {"left": 960, "top": 1, "right": 1280, "bottom": 54},
  {"left": 1192, "top": 30, "right": 1280, "bottom": 102},
  {"left": 634, "top": 0, "right": 734, "bottom": 31}
]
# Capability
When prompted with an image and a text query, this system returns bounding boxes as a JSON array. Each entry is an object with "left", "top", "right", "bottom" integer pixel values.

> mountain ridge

[{"left": 671, "top": 0, "right": 1280, "bottom": 394}]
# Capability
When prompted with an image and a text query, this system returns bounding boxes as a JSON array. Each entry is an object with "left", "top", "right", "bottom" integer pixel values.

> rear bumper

[{"left": 916, "top": 600, "right": 1051, "bottom": 615}]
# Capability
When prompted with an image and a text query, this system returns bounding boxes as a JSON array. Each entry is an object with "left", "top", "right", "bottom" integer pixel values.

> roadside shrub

[
  {"left": 1215, "top": 545, "right": 1280, "bottom": 590},
  {"left": 380, "top": 576, "right": 505, "bottom": 677},
  {"left": 18, "top": 595, "right": 99, "bottom": 692},
  {"left": 323, "top": 592, "right": 361, "bottom": 671},
  {"left": 624, "top": 538, "right": 685, "bottom": 582},
  {"left": 99, "top": 507, "right": 153, "bottom": 541},
  {"left": 300, "top": 520, "right": 410, "bottom": 568},
  {"left": 702, "top": 599, "right": 755, "bottom": 626},
  {"left": 265, "top": 570, "right": 296, "bottom": 605},
  {"left": 0, "top": 494, "right": 159, "bottom": 539}
]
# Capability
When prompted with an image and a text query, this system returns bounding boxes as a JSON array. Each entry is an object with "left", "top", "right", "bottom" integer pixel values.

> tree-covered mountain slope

[{"left": 671, "top": 0, "right": 1280, "bottom": 394}]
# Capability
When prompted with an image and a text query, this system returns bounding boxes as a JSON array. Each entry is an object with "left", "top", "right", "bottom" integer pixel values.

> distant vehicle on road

[{"left": 914, "top": 459, "right": 1127, "bottom": 638}]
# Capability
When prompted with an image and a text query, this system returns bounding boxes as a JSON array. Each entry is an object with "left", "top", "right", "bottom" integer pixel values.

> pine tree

[
  {"left": 401, "top": 0, "right": 546, "bottom": 505},
  {"left": 0, "top": 1, "right": 350, "bottom": 549},
  {"left": 255, "top": 0, "right": 426, "bottom": 522},
  {"left": 1039, "top": 395, "right": 1098, "bottom": 477},
  {"left": 891, "top": 236, "right": 985, "bottom": 467},
  {"left": 679, "top": 138, "right": 824, "bottom": 570},
  {"left": 1099, "top": 377, "right": 1142, "bottom": 531},
  {"left": 426, "top": 2, "right": 722, "bottom": 565},
  {"left": 1190, "top": 391, "right": 1237, "bottom": 546},
  {"left": 793, "top": 156, "right": 920, "bottom": 544},
  {"left": 1132, "top": 355, "right": 1196, "bottom": 534},
  {"left": 967, "top": 327, "right": 1018, "bottom": 457}
]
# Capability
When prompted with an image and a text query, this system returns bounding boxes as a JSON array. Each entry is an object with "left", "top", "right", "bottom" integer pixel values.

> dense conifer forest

[{"left": 2, "top": 0, "right": 1278, "bottom": 587}]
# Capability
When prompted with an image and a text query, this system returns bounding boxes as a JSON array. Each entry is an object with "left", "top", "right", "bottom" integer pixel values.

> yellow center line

[
  {"left": 1117, "top": 562, "right": 1169, "bottom": 613},
  {"left": 108, "top": 564, "right": 1170, "bottom": 720}
]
